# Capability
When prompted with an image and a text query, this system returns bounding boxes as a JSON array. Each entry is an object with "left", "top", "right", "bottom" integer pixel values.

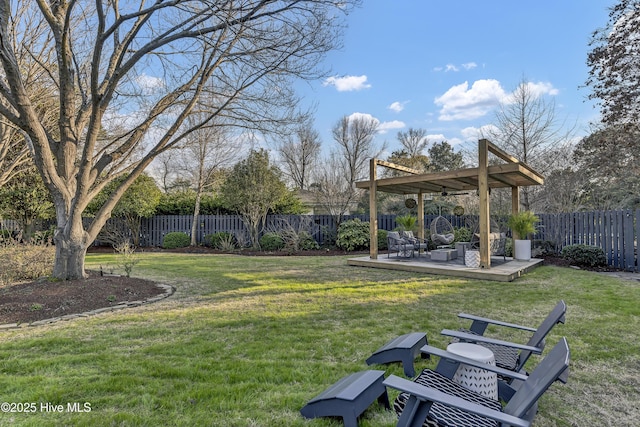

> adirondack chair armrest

[
  {"left": 457, "top": 313, "right": 538, "bottom": 332},
  {"left": 441, "top": 329, "right": 543, "bottom": 354},
  {"left": 419, "top": 344, "right": 528, "bottom": 382},
  {"left": 383, "top": 375, "right": 531, "bottom": 427}
]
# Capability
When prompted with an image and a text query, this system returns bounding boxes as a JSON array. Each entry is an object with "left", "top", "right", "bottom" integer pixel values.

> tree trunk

[
  {"left": 53, "top": 226, "right": 91, "bottom": 280},
  {"left": 190, "top": 192, "right": 202, "bottom": 246}
]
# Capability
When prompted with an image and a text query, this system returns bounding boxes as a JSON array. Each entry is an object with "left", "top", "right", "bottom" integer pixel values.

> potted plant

[
  {"left": 507, "top": 211, "right": 540, "bottom": 261},
  {"left": 395, "top": 214, "right": 417, "bottom": 232}
]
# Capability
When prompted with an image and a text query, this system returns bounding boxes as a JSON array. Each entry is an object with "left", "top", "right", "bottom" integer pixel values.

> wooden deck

[{"left": 347, "top": 253, "right": 543, "bottom": 282}]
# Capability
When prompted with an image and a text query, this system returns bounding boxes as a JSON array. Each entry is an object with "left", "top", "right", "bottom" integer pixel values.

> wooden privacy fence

[
  {"left": 133, "top": 211, "right": 638, "bottom": 271},
  {"left": 537, "top": 210, "right": 639, "bottom": 271},
  {"left": 4, "top": 210, "right": 637, "bottom": 271},
  {"left": 131, "top": 214, "right": 472, "bottom": 248}
]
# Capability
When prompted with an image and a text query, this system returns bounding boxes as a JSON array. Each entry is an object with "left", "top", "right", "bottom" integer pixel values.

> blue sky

[{"left": 298, "top": 1, "right": 612, "bottom": 156}]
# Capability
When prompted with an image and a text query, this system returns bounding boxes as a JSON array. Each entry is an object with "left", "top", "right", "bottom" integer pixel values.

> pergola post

[
  {"left": 417, "top": 191, "right": 424, "bottom": 240},
  {"left": 369, "top": 158, "right": 378, "bottom": 259},
  {"left": 511, "top": 186, "right": 520, "bottom": 239},
  {"left": 478, "top": 139, "right": 491, "bottom": 269}
]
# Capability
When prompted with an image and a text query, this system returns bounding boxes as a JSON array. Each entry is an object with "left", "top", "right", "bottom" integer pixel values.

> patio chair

[
  {"left": 388, "top": 231, "right": 415, "bottom": 258},
  {"left": 442, "top": 300, "right": 566, "bottom": 377},
  {"left": 430, "top": 216, "right": 454, "bottom": 246},
  {"left": 387, "top": 337, "right": 570, "bottom": 427},
  {"left": 468, "top": 218, "right": 507, "bottom": 260},
  {"left": 401, "top": 230, "right": 429, "bottom": 256}
]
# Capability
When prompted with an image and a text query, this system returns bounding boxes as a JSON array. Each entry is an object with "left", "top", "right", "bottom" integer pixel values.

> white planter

[
  {"left": 464, "top": 250, "right": 480, "bottom": 268},
  {"left": 514, "top": 239, "right": 532, "bottom": 261}
]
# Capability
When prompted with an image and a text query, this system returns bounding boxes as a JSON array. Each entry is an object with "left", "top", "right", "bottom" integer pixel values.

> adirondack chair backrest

[
  {"left": 518, "top": 300, "right": 566, "bottom": 370},
  {"left": 504, "top": 337, "right": 570, "bottom": 418}
]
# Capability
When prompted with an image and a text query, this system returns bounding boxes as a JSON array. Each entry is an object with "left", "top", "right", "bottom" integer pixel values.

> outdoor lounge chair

[
  {"left": 467, "top": 217, "right": 507, "bottom": 260},
  {"left": 388, "top": 231, "right": 415, "bottom": 258},
  {"left": 386, "top": 337, "right": 570, "bottom": 427},
  {"left": 401, "top": 230, "right": 429, "bottom": 256},
  {"left": 429, "top": 216, "right": 454, "bottom": 246},
  {"left": 442, "top": 300, "right": 567, "bottom": 376}
]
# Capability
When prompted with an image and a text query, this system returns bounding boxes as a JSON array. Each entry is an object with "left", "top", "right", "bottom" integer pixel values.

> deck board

[{"left": 347, "top": 254, "right": 542, "bottom": 282}]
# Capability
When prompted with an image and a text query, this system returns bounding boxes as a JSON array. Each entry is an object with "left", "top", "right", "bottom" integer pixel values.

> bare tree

[
  {"left": 310, "top": 153, "right": 358, "bottom": 224},
  {"left": 536, "top": 167, "right": 588, "bottom": 213},
  {"left": 482, "top": 78, "right": 575, "bottom": 210},
  {"left": 277, "top": 120, "right": 321, "bottom": 190},
  {"left": 332, "top": 114, "right": 385, "bottom": 185},
  {"left": 0, "top": 0, "right": 357, "bottom": 279},
  {"left": 178, "top": 116, "right": 242, "bottom": 245},
  {"left": 0, "top": 7, "right": 59, "bottom": 188},
  {"left": 0, "top": 119, "right": 31, "bottom": 187},
  {"left": 152, "top": 150, "right": 181, "bottom": 194},
  {"left": 397, "top": 128, "right": 428, "bottom": 158}
]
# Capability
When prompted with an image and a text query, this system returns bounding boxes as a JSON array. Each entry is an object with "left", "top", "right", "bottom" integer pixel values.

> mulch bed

[{"left": 0, "top": 272, "right": 165, "bottom": 325}]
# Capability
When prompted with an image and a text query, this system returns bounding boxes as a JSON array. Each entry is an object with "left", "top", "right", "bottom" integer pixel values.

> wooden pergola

[{"left": 355, "top": 139, "right": 545, "bottom": 269}]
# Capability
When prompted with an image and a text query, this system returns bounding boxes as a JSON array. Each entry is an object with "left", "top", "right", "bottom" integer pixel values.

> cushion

[
  {"left": 388, "top": 231, "right": 401, "bottom": 240},
  {"left": 402, "top": 231, "right": 418, "bottom": 244}
]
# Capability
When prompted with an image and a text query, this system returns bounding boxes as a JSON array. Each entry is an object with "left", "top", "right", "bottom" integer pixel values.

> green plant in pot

[
  {"left": 395, "top": 214, "right": 418, "bottom": 232},
  {"left": 508, "top": 211, "right": 540, "bottom": 261}
]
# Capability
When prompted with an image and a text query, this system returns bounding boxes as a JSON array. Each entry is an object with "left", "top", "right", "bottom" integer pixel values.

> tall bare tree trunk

[{"left": 190, "top": 191, "right": 202, "bottom": 246}]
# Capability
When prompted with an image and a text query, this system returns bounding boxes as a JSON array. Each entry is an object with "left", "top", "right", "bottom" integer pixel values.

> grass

[{"left": 0, "top": 253, "right": 638, "bottom": 426}]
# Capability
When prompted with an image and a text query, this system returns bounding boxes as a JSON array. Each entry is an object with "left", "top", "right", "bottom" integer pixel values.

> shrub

[
  {"left": 162, "top": 232, "right": 190, "bottom": 249},
  {"left": 505, "top": 237, "right": 513, "bottom": 258},
  {"left": 259, "top": 232, "right": 285, "bottom": 251},
  {"left": 533, "top": 239, "right": 558, "bottom": 256},
  {"left": 453, "top": 227, "right": 472, "bottom": 243},
  {"left": 204, "top": 232, "right": 235, "bottom": 249},
  {"left": 298, "top": 231, "right": 320, "bottom": 251},
  {"left": 31, "top": 228, "right": 55, "bottom": 245},
  {"left": 114, "top": 241, "right": 139, "bottom": 277},
  {"left": 336, "top": 219, "right": 370, "bottom": 251},
  {"left": 561, "top": 244, "right": 607, "bottom": 267},
  {"left": 0, "top": 241, "right": 55, "bottom": 286},
  {"left": 377, "top": 229, "right": 388, "bottom": 250},
  {"left": 0, "top": 229, "right": 15, "bottom": 244}
]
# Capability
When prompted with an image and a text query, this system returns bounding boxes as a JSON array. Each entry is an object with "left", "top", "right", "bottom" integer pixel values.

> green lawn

[{"left": 0, "top": 253, "right": 638, "bottom": 426}]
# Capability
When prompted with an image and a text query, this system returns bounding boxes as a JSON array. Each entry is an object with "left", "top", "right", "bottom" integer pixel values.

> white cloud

[
  {"left": 498, "top": 81, "right": 559, "bottom": 105},
  {"left": 435, "top": 79, "right": 508, "bottom": 121},
  {"left": 323, "top": 75, "right": 371, "bottom": 91},
  {"left": 388, "top": 101, "right": 408, "bottom": 113},
  {"left": 426, "top": 134, "right": 447, "bottom": 143},
  {"left": 460, "top": 126, "right": 482, "bottom": 141},
  {"left": 345, "top": 112, "right": 404, "bottom": 134},
  {"left": 347, "top": 112, "right": 378, "bottom": 123},
  {"left": 378, "top": 120, "right": 405, "bottom": 134},
  {"left": 136, "top": 74, "right": 165, "bottom": 92},
  {"left": 524, "top": 81, "right": 559, "bottom": 97},
  {"left": 434, "top": 62, "right": 477, "bottom": 72}
]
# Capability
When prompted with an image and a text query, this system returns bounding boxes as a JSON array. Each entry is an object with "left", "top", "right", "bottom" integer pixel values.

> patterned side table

[{"left": 446, "top": 342, "right": 498, "bottom": 400}]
